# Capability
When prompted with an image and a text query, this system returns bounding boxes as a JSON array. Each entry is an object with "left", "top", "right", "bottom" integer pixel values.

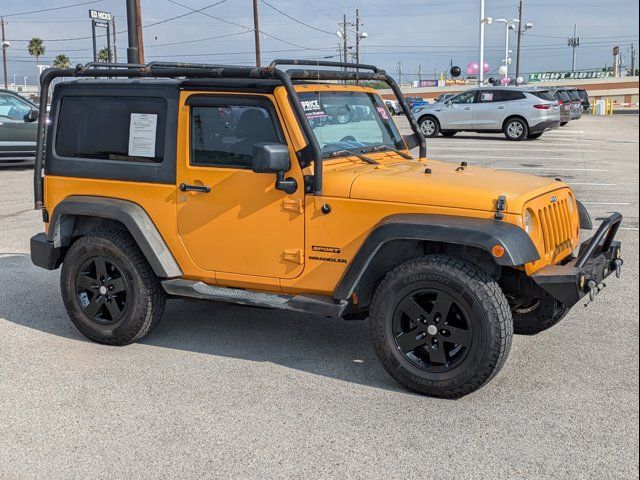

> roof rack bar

[{"left": 269, "top": 59, "right": 381, "bottom": 73}]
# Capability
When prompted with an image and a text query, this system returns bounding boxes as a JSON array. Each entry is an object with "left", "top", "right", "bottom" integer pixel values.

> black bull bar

[{"left": 532, "top": 212, "right": 623, "bottom": 307}]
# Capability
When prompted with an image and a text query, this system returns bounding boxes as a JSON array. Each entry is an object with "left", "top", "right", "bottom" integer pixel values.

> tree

[
  {"left": 97, "top": 47, "right": 112, "bottom": 63},
  {"left": 53, "top": 54, "right": 71, "bottom": 69},
  {"left": 27, "top": 37, "right": 46, "bottom": 65}
]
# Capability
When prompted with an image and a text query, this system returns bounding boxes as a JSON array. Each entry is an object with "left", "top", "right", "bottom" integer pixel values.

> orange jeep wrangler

[{"left": 30, "top": 60, "right": 623, "bottom": 398}]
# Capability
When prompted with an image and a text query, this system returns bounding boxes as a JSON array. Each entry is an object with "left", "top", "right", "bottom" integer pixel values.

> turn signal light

[{"left": 492, "top": 244, "right": 506, "bottom": 258}]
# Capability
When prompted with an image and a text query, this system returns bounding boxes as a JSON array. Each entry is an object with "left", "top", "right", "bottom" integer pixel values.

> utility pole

[
  {"left": 126, "top": 0, "right": 140, "bottom": 63},
  {"left": 568, "top": 24, "right": 580, "bottom": 73},
  {"left": 396, "top": 61, "right": 403, "bottom": 85},
  {"left": 631, "top": 44, "right": 636, "bottom": 76},
  {"left": 135, "top": 0, "right": 144, "bottom": 63},
  {"left": 252, "top": 0, "right": 261, "bottom": 67},
  {"left": 417, "top": 64, "right": 423, "bottom": 82},
  {"left": 355, "top": 7, "right": 360, "bottom": 65},
  {"left": 342, "top": 14, "right": 348, "bottom": 67},
  {"left": 1, "top": 17, "right": 8, "bottom": 90},
  {"left": 515, "top": 0, "right": 524, "bottom": 81},
  {"left": 112, "top": 16, "right": 118, "bottom": 63}
]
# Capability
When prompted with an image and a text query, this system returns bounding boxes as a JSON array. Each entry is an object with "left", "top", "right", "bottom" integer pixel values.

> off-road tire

[
  {"left": 527, "top": 132, "right": 543, "bottom": 140},
  {"left": 441, "top": 130, "right": 457, "bottom": 137},
  {"left": 503, "top": 117, "right": 529, "bottom": 141},
  {"left": 512, "top": 293, "right": 568, "bottom": 335},
  {"left": 60, "top": 230, "right": 166, "bottom": 345},
  {"left": 419, "top": 115, "right": 440, "bottom": 138},
  {"left": 369, "top": 255, "right": 513, "bottom": 398}
]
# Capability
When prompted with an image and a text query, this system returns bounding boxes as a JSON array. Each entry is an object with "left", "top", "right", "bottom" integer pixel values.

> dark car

[
  {"left": 0, "top": 89, "right": 39, "bottom": 166},
  {"left": 577, "top": 89, "right": 591, "bottom": 112},
  {"left": 550, "top": 89, "right": 573, "bottom": 126},
  {"left": 562, "top": 88, "right": 583, "bottom": 120}
]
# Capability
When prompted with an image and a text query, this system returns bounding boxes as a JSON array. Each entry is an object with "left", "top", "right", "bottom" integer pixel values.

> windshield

[{"left": 298, "top": 91, "right": 405, "bottom": 157}]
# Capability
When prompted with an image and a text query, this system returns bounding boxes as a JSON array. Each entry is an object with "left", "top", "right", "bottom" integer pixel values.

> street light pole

[
  {"left": 479, "top": 0, "right": 485, "bottom": 84},
  {"left": 515, "top": 0, "right": 524, "bottom": 80},
  {"left": 1, "top": 17, "right": 8, "bottom": 90},
  {"left": 126, "top": 0, "right": 139, "bottom": 64}
]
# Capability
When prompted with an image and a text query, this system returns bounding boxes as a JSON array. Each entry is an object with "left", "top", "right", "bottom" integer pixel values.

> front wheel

[
  {"left": 504, "top": 117, "right": 528, "bottom": 141},
  {"left": 60, "top": 230, "right": 166, "bottom": 345},
  {"left": 418, "top": 116, "right": 440, "bottom": 138},
  {"left": 369, "top": 255, "right": 513, "bottom": 398}
]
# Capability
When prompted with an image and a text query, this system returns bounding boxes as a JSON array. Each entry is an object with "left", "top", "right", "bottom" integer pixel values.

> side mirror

[
  {"left": 24, "top": 108, "right": 39, "bottom": 123},
  {"left": 252, "top": 143, "right": 290, "bottom": 173},
  {"left": 252, "top": 143, "right": 297, "bottom": 194}
]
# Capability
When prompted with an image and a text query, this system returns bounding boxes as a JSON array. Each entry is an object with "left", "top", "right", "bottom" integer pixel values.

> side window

[
  {"left": 191, "top": 104, "right": 282, "bottom": 168},
  {"left": 450, "top": 91, "right": 476, "bottom": 104},
  {"left": 55, "top": 96, "right": 167, "bottom": 163},
  {"left": 0, "top": 93, "right": 33, "bottom": 121}
]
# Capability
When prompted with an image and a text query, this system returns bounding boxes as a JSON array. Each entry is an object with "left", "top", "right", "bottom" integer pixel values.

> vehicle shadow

[{"left": 0, "top": 254, "right": 402, "bottom": 393}]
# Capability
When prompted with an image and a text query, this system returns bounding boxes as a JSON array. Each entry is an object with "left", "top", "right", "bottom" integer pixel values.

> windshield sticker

[
  {"left": 377, "top": 106, "right": 390, "bottom": 120},
  {"left": 128, "top": 113, "right": 158, "bottom": 158},
  {"left": 481, "top": 92, "right": 494, "bottom": 102},
  {"left": 300, "top": 98, "right": 327, "bottom": 118}
]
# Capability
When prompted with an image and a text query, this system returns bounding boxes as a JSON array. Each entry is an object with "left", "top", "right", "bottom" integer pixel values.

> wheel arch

[
  {"left": 48, "top": 196, "right": 182, "bottom": 278},
  {"left": 502, "top": 114, "right": 529, "bottom": 130},
  {"left": 333, "top": 214, "right": 540, "bottom": 308}
]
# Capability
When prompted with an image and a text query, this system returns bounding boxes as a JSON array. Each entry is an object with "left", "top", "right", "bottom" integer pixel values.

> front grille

[{"left": 537, "top": 198, "right": 574, "bottom": 258}]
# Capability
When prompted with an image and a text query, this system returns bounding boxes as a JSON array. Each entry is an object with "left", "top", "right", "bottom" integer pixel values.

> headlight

[{"left": 524, "top": 209, "right": 536, "bottom": 236}]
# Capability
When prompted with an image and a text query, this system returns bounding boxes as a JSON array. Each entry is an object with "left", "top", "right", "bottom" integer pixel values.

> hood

[{"left": 323, "top": 157, "right": 566, "bottom": 214}]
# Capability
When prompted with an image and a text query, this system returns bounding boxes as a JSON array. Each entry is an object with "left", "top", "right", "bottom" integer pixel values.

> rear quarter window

[
  {"left": 530, "top": 91, "right": 555, "bottom": 102},
  {"left": 55, "top": 96, "right": 167, "bottom": 163}
]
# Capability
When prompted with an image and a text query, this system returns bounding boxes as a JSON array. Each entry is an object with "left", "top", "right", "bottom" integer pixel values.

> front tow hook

[{"left": 613, "top": 258, "right": 623, "bottom": 278}]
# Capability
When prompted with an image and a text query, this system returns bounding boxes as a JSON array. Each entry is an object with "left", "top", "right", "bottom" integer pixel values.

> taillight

[
  {"left": 533, "top": 104, "right": 552, "bottom": 110},
  {"left": 557, "top": 99, "right": 564, "bottom": 105}
]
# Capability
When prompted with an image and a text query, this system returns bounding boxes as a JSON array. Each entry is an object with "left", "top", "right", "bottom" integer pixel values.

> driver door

[
  {"left": 440, "top": 90, "right": 477, "bottom": 129},
  {"left": 176, "top": 93, "right": 305, "bottom": 280}
]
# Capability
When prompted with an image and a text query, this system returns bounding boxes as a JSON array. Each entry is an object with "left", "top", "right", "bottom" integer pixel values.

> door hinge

[
  {"left": 283, "top": 249, "right": 304, "bottom": 264},
  {"left": 282, "top": 198, "right": 304, "bottom": 214}
]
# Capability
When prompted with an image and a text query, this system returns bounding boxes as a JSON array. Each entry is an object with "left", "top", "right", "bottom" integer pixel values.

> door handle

[
  {"left": 464, "top": 107, "right": 471, "bottom": 110},
  {"left": 498, "top": 106, "right": 505, "bottom": 110},
  {"left": 179, "top": 183, "right": 211, "bottom": 193}
]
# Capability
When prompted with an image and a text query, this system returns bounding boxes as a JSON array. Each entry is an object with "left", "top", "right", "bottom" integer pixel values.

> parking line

[
  {"left": 431, "top": 155, "right": 585, "bottom": 161},
  {"left": 581, "top": 202, "right": 631, "bottom": 205},
  {"left": 567, "top": 183, "right": 618, "bottom": 186},
  {"left": 496, "top": 167, "right": 609, "bottom": 172},
  {"left": 428, "top": 147, "right": 586, "bottom": 153}
]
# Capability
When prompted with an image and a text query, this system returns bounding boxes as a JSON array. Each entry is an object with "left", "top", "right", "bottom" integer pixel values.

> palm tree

[
  {"left": 97, "top": 47, "right": 112, "bottom": 63},
  {"left": 27, "top": 37, "right": 46, "bottom": 65},
  {"left": 53, "top": 54, "right": 71, "bottom": 69}
]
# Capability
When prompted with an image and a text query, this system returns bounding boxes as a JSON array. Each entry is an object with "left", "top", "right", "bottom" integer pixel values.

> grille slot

[{"left": 538, "top": 198, "right": 573, "bottom": 259}]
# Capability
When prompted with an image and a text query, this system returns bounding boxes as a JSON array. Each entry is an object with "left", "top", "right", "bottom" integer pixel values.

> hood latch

[{"left": 494, "top": 195, "right": 507, "bottom": 220}]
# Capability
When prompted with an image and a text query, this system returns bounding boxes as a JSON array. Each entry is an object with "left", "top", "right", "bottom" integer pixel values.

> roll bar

[{"left": 33, "top": 59, "right": 426, "bottom": 209}]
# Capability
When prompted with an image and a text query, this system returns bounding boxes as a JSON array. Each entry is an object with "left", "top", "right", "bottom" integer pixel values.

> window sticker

[
  {"left": 128, "top": 113, "right": 158, "bottom": 158},
  {"left": 377, "top": 106, "right": 389, "bottom": 120},
  {"left": 300, "top": 98, "right": 327, "bottom": 118},
  {"left": 481, "top": 92, "right": 494, "bottom": 102}
]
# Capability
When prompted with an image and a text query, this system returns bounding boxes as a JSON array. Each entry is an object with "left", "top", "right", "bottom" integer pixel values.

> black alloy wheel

[
  {"left": 393, "top": 288, "right": 472, "bottom": 372},
  {"left": 75, "top": 256, "right": 129, "bottom": 325}
]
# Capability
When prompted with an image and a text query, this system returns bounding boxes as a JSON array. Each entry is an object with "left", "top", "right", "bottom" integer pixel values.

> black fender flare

[
  {"left": 333, "top": 213, "right": 540, "bottom": 301},
  {"left": 48, "top": 196, "right": 182, "bottom": 278},
  {"left": 576, "top": 200, "right": 593, "bottom": 230}
]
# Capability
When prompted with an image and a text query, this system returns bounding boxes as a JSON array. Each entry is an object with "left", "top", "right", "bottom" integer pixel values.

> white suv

[{"left": 413, "top": 86, "right": 560, "bottom": 141}]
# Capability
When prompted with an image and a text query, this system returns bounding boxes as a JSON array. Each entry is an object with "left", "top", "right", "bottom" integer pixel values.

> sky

[{"left": 2, "top": 0, "right": 639, "bottom": 86}]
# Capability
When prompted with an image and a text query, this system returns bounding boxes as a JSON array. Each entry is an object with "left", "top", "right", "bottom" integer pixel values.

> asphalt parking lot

[{"left": 1, "top": 115, "right": 638, "bottom": 479}]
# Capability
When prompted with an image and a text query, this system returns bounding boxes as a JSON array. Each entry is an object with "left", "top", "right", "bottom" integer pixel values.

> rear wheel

[
  {"left": 60, "top": 230, "right": 166, "bottom": 345},
  {"left": 441, "top": 130, "right": 457, "bottom": 137},
  {"left": 369, "top": 255, "right": 513, "bottom": 398},
  {"left": 503, "top": 117, "right": 528, "bottom": 141},
  {"left": 418, "top": 116, "right": 440, "bottom": 138}
]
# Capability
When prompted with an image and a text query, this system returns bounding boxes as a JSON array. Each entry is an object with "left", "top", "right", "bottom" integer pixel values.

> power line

[
  {"left": 1, "top": 0, "right": 104, "bottom": 18},
  {"left": 259, "top": 0, "right": 336, "bottom": 36}
]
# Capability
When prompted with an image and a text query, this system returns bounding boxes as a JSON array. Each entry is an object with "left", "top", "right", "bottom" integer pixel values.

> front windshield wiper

[
  {"left": 328, "top": 149, "right": 379, "bottom": 165},
  {"left": 368, "top": 145, "right": 413, "bottom": 160}
]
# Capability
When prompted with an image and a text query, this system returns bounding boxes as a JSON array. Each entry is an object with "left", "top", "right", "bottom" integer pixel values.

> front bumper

[
  {"left": 532, "top": 213, "right": 623, "bottom": 308},
  {"left": 530, "top": 119, "right": 561, "bottom": 134}
]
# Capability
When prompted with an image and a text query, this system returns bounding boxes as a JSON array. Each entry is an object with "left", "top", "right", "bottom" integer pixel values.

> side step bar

[{"left": 161, "top": 279, "right": 348, "bottom": 318}]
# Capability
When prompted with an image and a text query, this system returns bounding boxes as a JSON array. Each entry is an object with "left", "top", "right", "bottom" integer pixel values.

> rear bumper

[
  {"left": 532, "top": 213, "right": 623, "bottom": 308},
  {"left": 530, "top": 119, "right": 561, "bottom": 134},
  {"left": 30, "top": 233, "right": 62, "bottom": 270}
]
